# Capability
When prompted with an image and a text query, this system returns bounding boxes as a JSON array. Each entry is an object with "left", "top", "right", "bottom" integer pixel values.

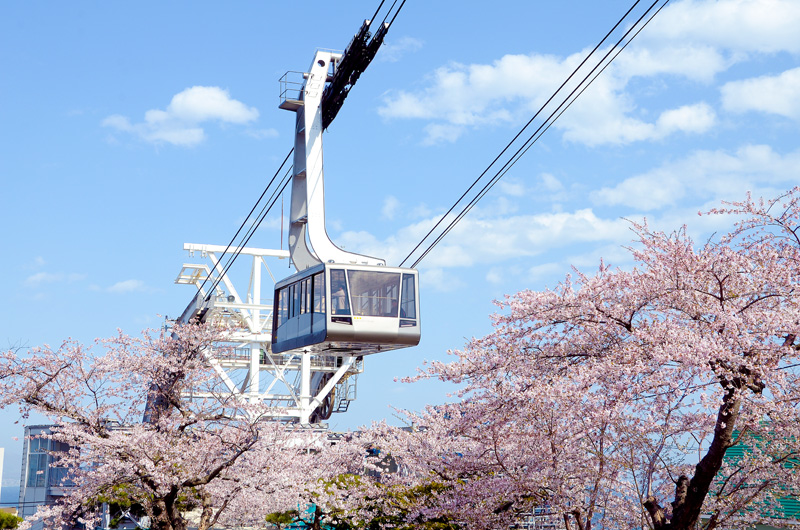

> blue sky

[{"left": 2, "top": 0, "right": 800, "bottom": 493}]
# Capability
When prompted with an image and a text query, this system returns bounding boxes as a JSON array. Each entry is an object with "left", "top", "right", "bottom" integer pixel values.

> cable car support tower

[{"left": 173, "top": 16, "right": 419, "bottom": 426}]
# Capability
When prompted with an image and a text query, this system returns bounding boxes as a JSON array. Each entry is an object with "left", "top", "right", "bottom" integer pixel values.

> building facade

[{"left": 18, "top": 425, "right": 71, "bottom": 521}]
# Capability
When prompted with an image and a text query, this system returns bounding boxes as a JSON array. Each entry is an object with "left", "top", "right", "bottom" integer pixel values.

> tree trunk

[
  {"left": 644, "top": 385, "right": 741, "bottom": 530},
  {"left": 151, "top": 488, "right": 187, "bottom": 530},
  {"left": 197, "top": 492, "right": 214, "bottom": 530}
]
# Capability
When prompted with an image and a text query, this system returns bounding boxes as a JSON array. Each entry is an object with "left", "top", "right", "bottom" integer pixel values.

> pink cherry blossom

[
  {"left": 362, "top": 188, "right": 800, "bottom": 530},
  {"left": 1, "top": 323, "right": 359, "bottom": 530}
]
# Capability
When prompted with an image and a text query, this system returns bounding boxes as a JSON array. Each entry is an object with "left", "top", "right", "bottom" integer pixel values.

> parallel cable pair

[
  {"left": 400, "top": 0, "right": 670, "bottom": 269},
  {"left": 198, "top": 149, "right": 293, "bottom": 300},
  {"left": 372, "top": 0, "right": 407, "bottom": 31}
]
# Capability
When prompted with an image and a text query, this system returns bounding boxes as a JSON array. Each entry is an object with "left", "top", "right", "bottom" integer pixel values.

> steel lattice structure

[{"left": 175, "top": 243, "right": 363, "bottom": 425}]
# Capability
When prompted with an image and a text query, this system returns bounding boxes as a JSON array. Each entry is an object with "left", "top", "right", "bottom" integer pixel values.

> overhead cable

[
  {"left": 204, "top": 167, "right": 294, "bottom": 299},
  {"left": 398, "top": 0, "right": 646, "bottom": 267},
  {"left": 383, "top": 0, "right": 407, "bottom": 29},
  {"left": 196, "top": 148, "right": 293, "bottom": 299},
  {"left": 370, "top": 0, "right": 387, "bottom": 24},
  {"left": 400, "top": 0, "right": 670, "bottom": 268},
  {"left": 197, "top": 1, "right": 408, "bottom": 299},
  {"left": 421, "top": 0, "right": 674, "bottom": 270}
]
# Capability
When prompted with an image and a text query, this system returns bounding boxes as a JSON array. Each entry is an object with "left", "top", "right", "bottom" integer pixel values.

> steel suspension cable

[
  {"left": 380, "top": 0, "right": 399, "bottom": 26},
  {"left": 411, "top": 0, "right": 669, "bottom": 268},
  {"left": 404, "top": 0, "right": 669, "bottom": 268},
  {"left": 370, "top": 0, "right": 387, "bottom": 24},
  {"left": 197, "top": 148, "right": 293, "bottom": 298},
  {"left": 199, "top": 1, "right": 405, "bottom": 301},
  {"left": 205, "top": 167, "right": 294, "bottom": 299},
  {"left": 398, "top": 0, "right": 644, "bottom": 267},
  {"left": 433, "top": 0, "right": 672, "bottom": 264},
  {"left": 386, "top": 0, "right": 407, "bottom": 29}
]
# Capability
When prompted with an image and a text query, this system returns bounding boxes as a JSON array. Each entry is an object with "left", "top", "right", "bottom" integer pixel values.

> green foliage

[
  {"left": 341, "top": 478, "right": 460, "bottom": 530},
  {"left": 90, "top": 483, "right": 149, "bottom": 529},
  {"left": 324, "top": 473, "right": 364, "bottom": 492},
  {"left": 279, "top": 474, "right": 461, "bottom": 529},
  {"left": 364, "top": 482, "right": 461, "bottom": 530},
  {"left": 0, "top": 512, "right": 22, "bottom": 530},
  {"left": 92, "top": 482, "right": 147, "bottom": 509},
  {"left": 265, "top": 509, "right": 300, "bottom": 529}
]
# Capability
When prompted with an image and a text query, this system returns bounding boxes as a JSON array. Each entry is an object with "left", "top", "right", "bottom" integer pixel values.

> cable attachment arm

[{"left": 321, "top": 19, "right": 389, "bottom": 129}]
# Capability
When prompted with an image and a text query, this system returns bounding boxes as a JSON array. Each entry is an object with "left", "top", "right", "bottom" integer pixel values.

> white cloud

[
  {"left": 561, "top": 100, "right": 716, "bottom": 146},
  {"left": 327, "top": 143, "right": 794, "bottom": 276},
  {"left": 421, "top": 267, "right": 466, "bottom": 292},
  {"left": 145, "top": 124, "right": 205, "bottom": 147},
  {"left": 527, "top": 262, "right": 566, "bottom": 284},
  {"left": 103, "top": 86, "right": 259, "bottom": 147},
  {"left": 331, "top": 146, "right": 799, "bottom": 277},
  {"left": 422, "top": 123, "right": 466, "bottom": 145},
  {"left": 497, "top": 177, "right": 527, "bottom": 197},
  {"left": 246, "top": 128, "right": 280, "bottom": 140},
  {"left": 486, "top": 267, "right": 505, "bottom": 285},
  {"left": 24, "top": 272, "right": 86, "bottom": 287},
  {"left": 656, "top": 103, "right": 716, "bottom": 134},
  {"left": 379, "top": 36, "right": 424, "bottom": 63},
  {"left": 612, "top": 44, "right": 730, "bottom": 84},
  {"left": 382, "top": 196, "right": 401, "bottom": 220},
  {"left": 540, "top": 174, "right": 564, "bottom": 193},
  {"left": 639, "top": 0, "right": 800, "bottom": 55},
  {"left": 379, "top": 49, "right": 717, "bottom": 146},
  {"left": 591, "top": 144, "right": 800, "bottom": 211},
  {"left": 23, "top": 256, "right": 46, "bottom": 270},
  {"left": 107, "top": 279, "right": 147, "bottom": 294},
  {"left": 613, "top": 0, "right": 800, "bottom": 82},
  {"left": 379, "top": 53, "right": 568, "bottom": 129},
  {"left": 410, "top": 203, "right": 432, "bottom": 219},
  {"left": 721, "top": 67, "right": 800, "bottom": 119},
  {"left": 565, "top": 243, "right": 638, "bottom": 271},
  {"left": 24, "top": 272, "right": 60, "bottom": 286},
  {"left": 377, "top": 0, "right": 799, "bottom": 146},
  {"left": 102, "top": 114, "right": 133, "bottom": 131},
  {"left": 166, "top": 86, "right": 257, "bottom": 123},
  {"left": 593, "top": 173, "right": 685, "bottom": 211},
  {"left": 337, "top": 207, "right": 630, "bottom": 269}
]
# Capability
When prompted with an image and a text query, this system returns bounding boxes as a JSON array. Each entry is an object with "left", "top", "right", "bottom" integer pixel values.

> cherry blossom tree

[
  {"left": 374, "top": 188, "right": 800, "bottom": 530},
  {"left": 0, "top": 323, "right": 356, "bottom": 530}
]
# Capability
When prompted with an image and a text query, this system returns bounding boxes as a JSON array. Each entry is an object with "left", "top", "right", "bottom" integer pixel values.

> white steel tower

[{"left": 173, "top": 19, "right": 392, "bottom": 425}]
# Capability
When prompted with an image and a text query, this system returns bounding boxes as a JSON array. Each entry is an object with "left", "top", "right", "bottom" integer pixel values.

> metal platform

[{"left": 174, "top": 243, "right": 363, "bottom": 424}]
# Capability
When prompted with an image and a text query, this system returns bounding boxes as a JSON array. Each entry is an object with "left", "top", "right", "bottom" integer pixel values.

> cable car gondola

[
  {"left": 274, "top": 45, "right": 421, "bottom": 357},
  {"left": 272, "top": 263, "right": 420, "bottom": 354}
]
